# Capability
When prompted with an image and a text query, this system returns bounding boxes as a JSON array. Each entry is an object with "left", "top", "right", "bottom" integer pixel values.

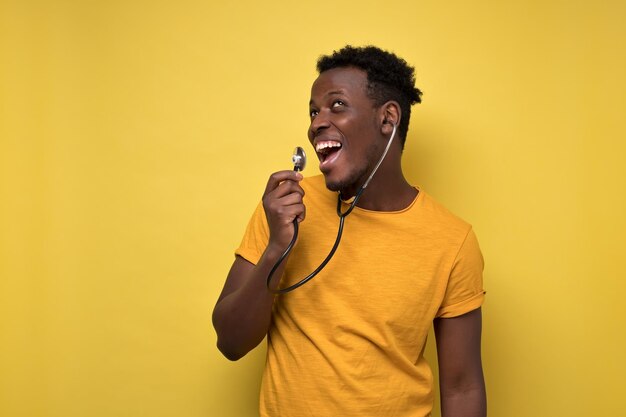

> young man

[{"left": 213, "top": 45, "right": 486, "bottom": 417}]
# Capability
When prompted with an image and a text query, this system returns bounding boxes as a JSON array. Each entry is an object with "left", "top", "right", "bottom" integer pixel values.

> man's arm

[
  {"left": 212, "top": 170, "right": 304, "bottom": 361},
  {"left": 212, "top": 252, "right": 281, "bottom": 361},
  {"left": 434, "top": 308, "right": 486, "bottom": 417}
]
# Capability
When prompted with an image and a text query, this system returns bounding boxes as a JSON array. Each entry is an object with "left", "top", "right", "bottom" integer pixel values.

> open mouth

[{"left": 315, "top": 141, "right": 343, "bottom": 167}]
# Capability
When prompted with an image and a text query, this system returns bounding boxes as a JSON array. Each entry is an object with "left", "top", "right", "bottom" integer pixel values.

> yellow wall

[{"left": 1, "top": 1, "right": 625, "bottom": 416}]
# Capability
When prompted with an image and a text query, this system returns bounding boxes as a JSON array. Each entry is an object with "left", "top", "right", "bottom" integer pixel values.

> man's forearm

[
  {"left": 212, "top": 246, "right": 288, "bottom": 361},
  {"left": 440, "top": 384, "right": 486, "bottom": 417}
]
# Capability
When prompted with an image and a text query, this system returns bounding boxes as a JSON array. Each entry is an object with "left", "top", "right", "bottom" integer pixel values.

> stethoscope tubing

[
  {"left": 266, "top": 187, "right": 365, "bottom": 294},
  {"left": 266, "top": 124, "right": 396, "bottom": 294}
]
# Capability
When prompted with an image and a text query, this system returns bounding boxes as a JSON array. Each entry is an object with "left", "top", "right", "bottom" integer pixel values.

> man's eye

[
  {"left": 332, "top": 100, "right": 345, "bottom": 108},
  {"left": 310, "top": 109, "right": 319, "bottom": 117}
]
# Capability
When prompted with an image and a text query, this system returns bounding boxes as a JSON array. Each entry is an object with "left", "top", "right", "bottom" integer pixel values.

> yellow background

[{"left": 1, "top": 1, "right": 625, "bottom": 416}]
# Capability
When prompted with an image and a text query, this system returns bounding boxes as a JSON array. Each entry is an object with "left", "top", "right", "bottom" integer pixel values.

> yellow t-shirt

[{"left": 236, "top": 175, "right": 485, "bottom": 417}]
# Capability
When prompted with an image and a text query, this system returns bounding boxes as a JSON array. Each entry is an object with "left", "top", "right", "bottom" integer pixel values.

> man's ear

[{"left": 379, "top": 101, "right": 401, "bottom": 135}]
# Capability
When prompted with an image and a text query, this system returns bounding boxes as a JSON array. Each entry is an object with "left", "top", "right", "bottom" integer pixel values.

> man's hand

[{"left": 262, "top": 170, "right": 305, "bottom": 254}]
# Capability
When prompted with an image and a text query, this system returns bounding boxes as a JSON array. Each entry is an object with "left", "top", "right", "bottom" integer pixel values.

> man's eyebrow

[{"left": 309, "top": 90, "right": 346, "bottom": 106}]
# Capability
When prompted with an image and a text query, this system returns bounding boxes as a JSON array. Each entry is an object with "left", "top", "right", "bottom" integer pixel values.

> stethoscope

[{"left": 267, "top": 123, "right": 398, "bottom": 294}]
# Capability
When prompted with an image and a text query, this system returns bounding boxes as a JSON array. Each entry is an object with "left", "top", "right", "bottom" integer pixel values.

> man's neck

[{"left": 349, "top": 176, "right": 417, "bottom": 212}]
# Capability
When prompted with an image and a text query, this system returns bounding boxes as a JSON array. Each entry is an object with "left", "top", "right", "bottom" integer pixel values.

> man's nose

[{"left": 308, "top": 110, "right": 331, "bottom": 138}]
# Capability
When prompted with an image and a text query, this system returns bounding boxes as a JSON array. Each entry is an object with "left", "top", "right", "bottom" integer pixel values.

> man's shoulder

[{"left": 416, "top": 190, "right": 472, "bottom": 234}]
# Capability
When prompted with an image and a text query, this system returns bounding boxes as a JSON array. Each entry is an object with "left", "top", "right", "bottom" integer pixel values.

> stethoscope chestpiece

[{"left": 292, "top": 146, "right": 306, "bottom": 172}]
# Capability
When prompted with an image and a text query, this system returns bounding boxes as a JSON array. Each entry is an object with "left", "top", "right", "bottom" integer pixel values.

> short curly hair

[{"left": 316, "top": 45, "right": 422, "bottom": 148}]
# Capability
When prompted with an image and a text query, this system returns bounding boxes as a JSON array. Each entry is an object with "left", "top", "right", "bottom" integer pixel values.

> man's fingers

[
  {"left": 269, "top": 180, "right": 305, "bottom": 201},
  {"left": 277, "top": 192, "right": 305, "bottom": 208},
  {"left": 265, "top": 194, "right": 305, "bottom": 221},
  {"left": 296, "top": 204, "right": 306, "bottom": 223},
  {"left": 279, "top": 203, "right": 305, "bottom": 224},
  {"left": 264, "top": 170, "right": 303, "bottom": 195},
  {"left": 262, "top": 171, "right": 306, "bottom": 248}
]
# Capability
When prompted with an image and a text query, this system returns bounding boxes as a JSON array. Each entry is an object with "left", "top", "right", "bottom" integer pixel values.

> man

[{"left": 213, "top": 45, "right": 486, "bottom": 417}]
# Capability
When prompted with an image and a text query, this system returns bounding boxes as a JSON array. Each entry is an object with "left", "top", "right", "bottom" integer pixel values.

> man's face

[{"left": 308, "top": 67, "right": 383, "bottom": 194}]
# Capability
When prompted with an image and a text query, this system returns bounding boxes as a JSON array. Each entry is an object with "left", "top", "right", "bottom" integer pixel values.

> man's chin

[
  {"left": 323, "top": 178, "right": 343, "bottom": 192},
  {"left": 322, "top": 167, "right": 366, "bottom": 195},
  {"left": 322, "top": 172, "right": 344, "bottom": 191},
  {"left": 323, "top": 174, "right": 357, "bottom": 195}
]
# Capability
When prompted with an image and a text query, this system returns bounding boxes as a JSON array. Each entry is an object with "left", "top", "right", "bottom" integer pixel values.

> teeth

[{"left": 315, "top": 141, "right": 341, "bottom": 152}]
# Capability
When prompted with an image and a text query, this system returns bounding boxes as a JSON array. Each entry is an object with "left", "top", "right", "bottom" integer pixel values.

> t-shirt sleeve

[
  {"left": 436, "top": 228, "right": 486, "bottom": 318},
  {"left": 235, "top": 201, "right": 270, "bottom": 265}
]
